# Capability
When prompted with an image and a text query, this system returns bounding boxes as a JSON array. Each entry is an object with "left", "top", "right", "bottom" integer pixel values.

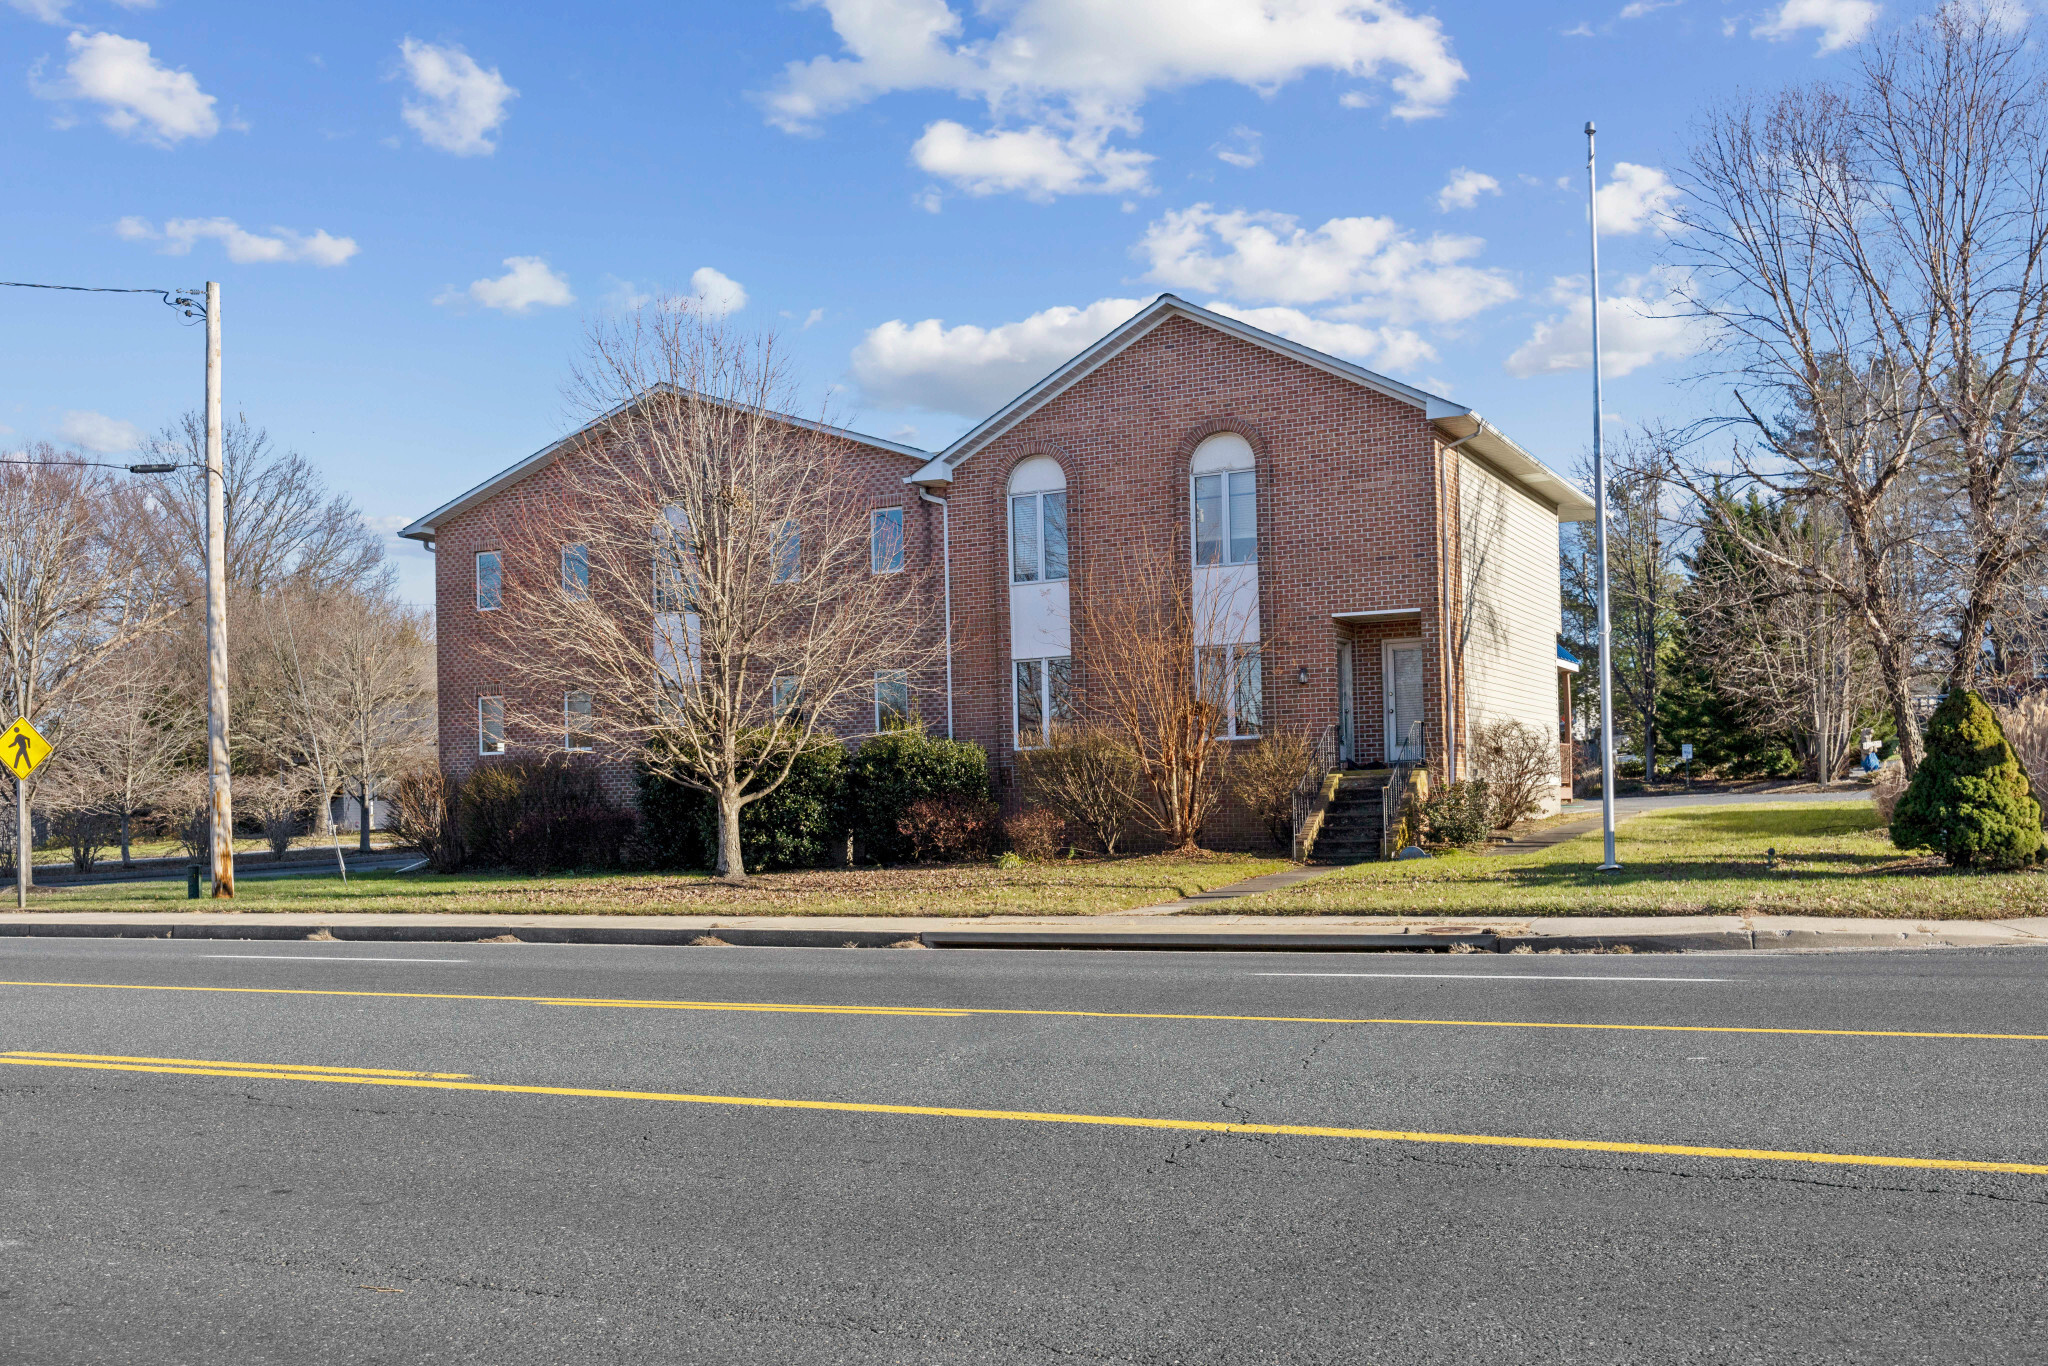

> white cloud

[
  {"left": 1202, "top": 303, "right": 1436, "bottom": 371},
  {"left": 441, "top": 256, "right": 573, "bottom": 314},
  {"left": 911, "top": 121, "right": 1151, "bottom": 198},
  {"left": 764, "top": 0, "right": 1465, "bottom": 199},
  {"left": 1436, "top": 167, "right": 1500, "bottom": 211},
  {"left": 1619, "top": 0, "right": 1681, "bottom": 17},
  {"left": 1562, "top": 21, "right": 1597, "bottom": 35},
  {"left": 802, "top": 307, "right": 826, "bottom": 329},
  {"left": 58, "top": 410, "right": 143, "bottom": 453},
  {"left": 9, "top": 0, "right": 74, "bottom": 22},
  {"left": 851, "top": 297, "right": 1147, "bottom": 416},
  {"left": 1594, "top": 161, "right": 1678, "bottom": 235},
  {"left": 1136, "top": 203, "right": 1516, "bottom": 324},
  {"left": 1751, "top": 0, "right": 1880, "bottom": 54},
  {"left": 397, "top": 38, "right": 515, "bottom": 156},
  {"left": 117, "top": 215, "right": 358, "bottom": 266},
  {"left": 1214, "top": 126, "right": 1262, "bottom": 169},
  {"left": 35, "top": 31, "right": 219, "bottom": 144},
  {"left": 690, "top": 266, "right": 748, "bottom": 317},
  {"left": 1505, "top": 270, "right": 1709, "bottom": 378}
]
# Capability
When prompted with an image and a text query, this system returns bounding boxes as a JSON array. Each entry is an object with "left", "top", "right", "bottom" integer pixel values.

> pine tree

[{"left": 1890, "top": 689, "right": 2044, "bottom": 869}]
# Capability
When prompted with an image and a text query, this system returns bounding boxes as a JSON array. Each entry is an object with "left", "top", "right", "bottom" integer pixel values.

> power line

[{"left": 0, "top": 280, "right": 205, "bottom": 320}]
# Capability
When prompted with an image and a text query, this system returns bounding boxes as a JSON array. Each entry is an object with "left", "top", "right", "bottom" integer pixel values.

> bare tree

[
  {"left": 143, "top": 411, "right": 386, "bottom": 598},
  {"left": 49, "top": 640, "right": 194, "bottom": 867},
  {"left": 485, "top": 300, "right": 938, "bottom": 883},
  {"left": 1676, "top": 4, "right": 2048, "bottom": 771},
  {"left": 1071, "top": 535, "right": 1249, "bottom": 851},
  {"left": 315, "top": 594, "right": 434, "bottom": 852},
  {"left": 0, "top": 450, "right": 178, "bottom": 885}
]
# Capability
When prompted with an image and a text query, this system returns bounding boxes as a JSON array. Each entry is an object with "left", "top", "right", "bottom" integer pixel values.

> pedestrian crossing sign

[{"left": 2, "top": 717, "right": 50, "bottom": 780}]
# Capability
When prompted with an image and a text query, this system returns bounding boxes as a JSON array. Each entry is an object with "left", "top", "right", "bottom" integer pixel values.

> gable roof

[
  {"left": 399, "top": 384, "right": 930, "bottom": 544},
  {"left": 903, "top": 294, "right": 1593, "bottom": 523}
]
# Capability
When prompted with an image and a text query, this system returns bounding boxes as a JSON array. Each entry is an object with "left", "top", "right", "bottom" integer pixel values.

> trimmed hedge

[{"left": 842, "top": 728, "right": 990, "bottom": 864}]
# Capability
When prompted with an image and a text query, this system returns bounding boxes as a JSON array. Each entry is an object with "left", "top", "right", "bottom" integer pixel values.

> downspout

[
  {"left": 1438, "top": 430, "right": 1484, "bottom": 781},
  {"left": 919, "top": 489, "right": 954, "bottom": 740}
]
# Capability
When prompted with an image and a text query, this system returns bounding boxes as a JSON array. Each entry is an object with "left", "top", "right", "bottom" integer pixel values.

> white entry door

[
  {"left": 1383, "top": 640, "right": 1425, "bottom": 763},
  {"left": 1336, "top": 641, "right": 1355, "bottom": 765}
]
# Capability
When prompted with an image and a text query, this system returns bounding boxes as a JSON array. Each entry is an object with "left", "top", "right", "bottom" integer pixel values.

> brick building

[{"left": 401, "top": 294, "right": 1592, "bottom": 841}]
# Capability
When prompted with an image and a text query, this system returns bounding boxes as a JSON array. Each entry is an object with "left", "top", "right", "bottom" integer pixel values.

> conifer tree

[{"left": 1890, "top": 690, "right": 2044, "bottom": 869}]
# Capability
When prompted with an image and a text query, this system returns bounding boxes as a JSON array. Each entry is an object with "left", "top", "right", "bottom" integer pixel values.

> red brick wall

[
  {"left": 429, "top": 422, "right": 938, "bottom": 807},
  {"left": 937, "top": 314, "right": 1457, "bottom": 847},
  {"left": 426, "top": 315, "right": 1486, "bottom": 853}
]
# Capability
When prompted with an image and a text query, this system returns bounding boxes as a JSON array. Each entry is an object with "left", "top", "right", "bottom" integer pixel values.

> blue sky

[{"left": 3, "top": 0, "right": 1887, "bottom": 605}]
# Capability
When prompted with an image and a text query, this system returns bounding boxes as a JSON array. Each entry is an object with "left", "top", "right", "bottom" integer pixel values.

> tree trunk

[
  {"left": 715, "top": 788, "right": 746, "bottom": 884},
  {"left": 1876, "top": 638, "right": 1920, "bottom": 776},
  {"left": 120, "top": 809, "right": 131, "bottom": 869},
  {"left": 358, "top": 778, "right": 372, "bottom": 854}
]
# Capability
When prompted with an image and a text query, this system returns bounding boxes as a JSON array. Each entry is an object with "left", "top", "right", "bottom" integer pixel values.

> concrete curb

[{"left": 4, "top": 912, "right": 2045, "bottom": 953}]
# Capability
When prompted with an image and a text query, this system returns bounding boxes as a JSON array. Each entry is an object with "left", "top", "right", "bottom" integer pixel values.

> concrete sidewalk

[{"left": 3, "top": 909, "right": 2043, "bottom": 953}]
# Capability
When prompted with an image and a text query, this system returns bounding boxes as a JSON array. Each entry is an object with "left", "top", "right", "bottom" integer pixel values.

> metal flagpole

[{"left": 1586, "top": 122, "right": 1620, "bottom": 872}]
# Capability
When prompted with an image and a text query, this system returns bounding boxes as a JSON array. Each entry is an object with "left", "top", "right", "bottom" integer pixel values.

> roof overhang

[
  {"left": 1429, "top": 400, "right": 1594, "bottom": 522},
  {"left": 1333, "top": 608, "right": 1422, "bottom": 621},
  {"left": 401, "top": 384, "right": 930, "bottom": 544}
]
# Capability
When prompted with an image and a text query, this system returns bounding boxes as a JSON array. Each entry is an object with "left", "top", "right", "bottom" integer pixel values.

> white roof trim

[
  {"left": 1333, "top": 608, "right": 1422, "bottom": 620},
  {"left": 401, "top": 383, "right": 930, "bottom": 543},
  {"left": 901, "top": 294, "right": 1584, "bottom": 522}
]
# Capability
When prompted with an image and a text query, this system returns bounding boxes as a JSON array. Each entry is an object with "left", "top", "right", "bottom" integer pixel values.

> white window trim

[
  {"left": 1199, "top": 643, "right": 1263, "bottom": 740},
  {"left": 1190, "top": 468, "right": 1257, "bottom": 568},
  {"left": 476, "top": 550, "right": 502, "bottom": 611},
  {"left": 871, "top": 507, "right": 905, "bottom": 575},
  {"left": 563, "top": 691, "right": 593, "bottom": 752},
  {"left": 477, "top": 695, "right": 506, "bottom": 756},
  {"left": 1009, "top": 490, "right": 1069, "bottom": 585},
  {"left": 1012, "top": 655, "right": 1073, "bottom": 750}
]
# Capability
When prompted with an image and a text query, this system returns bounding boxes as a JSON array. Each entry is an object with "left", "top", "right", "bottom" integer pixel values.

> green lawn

[
  {"left": 1221, "top": 802, "right": 2048, "bottom": 919},
  {"left": 19, "top": 852, "right": 1288, "bottom": 918}
]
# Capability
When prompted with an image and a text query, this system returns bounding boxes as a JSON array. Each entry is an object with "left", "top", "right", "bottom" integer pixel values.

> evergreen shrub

[
  {"left": 1891, "top": 689, "right": 2045, "bottom": 869},
  {"left": 842, "top": 727, "right": 989, "bottom": 864},
  {"left": 635, "top": 738, "right": 847, "bottom": 872}
]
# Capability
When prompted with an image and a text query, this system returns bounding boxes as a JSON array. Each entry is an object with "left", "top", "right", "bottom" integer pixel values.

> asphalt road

[{"left": 4, "top": 938, "right": 2048, "bottom": 1364}]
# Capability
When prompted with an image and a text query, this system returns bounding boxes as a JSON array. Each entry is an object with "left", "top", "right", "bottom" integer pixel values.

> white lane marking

[
  {"left": 1253, "top": 972, "right": 1730, "bottom": 982},
  {"left": 201, "top": 954, "right": 469, "bottom": 964}
]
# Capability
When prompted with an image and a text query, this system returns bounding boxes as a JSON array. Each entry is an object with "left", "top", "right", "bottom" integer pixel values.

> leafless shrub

[
  {"left": 388, "top": 767, "right": 461, "bottom": 870},
  {"left": 1001, "top": 808, "right": 1063, "bottom": 861},
  {"left": 1471, "top": 718, "right": 1557, "bottom": 829},
  {"left": 896, "top": 796, "right": 999, "bottom": 863},
  {"left": 1870, "top": 760, "right": 1910, "bottom": 822},
  {"left": 1017, "top": 724, "right": 1141, "bottom": 855},
  {"left": 1225, "top": 731, "right": 1315, "bottom": 848}
]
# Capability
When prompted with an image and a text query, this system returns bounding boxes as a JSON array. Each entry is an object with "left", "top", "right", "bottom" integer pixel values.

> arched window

[
  {"left": 1190, "top": 433, "right": 1256, "bottom": 567},
  {"left": 1007, "top": 456, "right": 1067, "bottom": 584}
]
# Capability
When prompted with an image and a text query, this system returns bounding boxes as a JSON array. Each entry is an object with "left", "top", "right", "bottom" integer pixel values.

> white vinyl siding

[{"left": 1459, "top": 451, "right": 1563, "bottom": 813}]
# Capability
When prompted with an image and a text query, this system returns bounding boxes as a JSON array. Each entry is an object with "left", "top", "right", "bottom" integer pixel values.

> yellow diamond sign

[{"left": 2, "top": 717, "right": 50, "bottom": 780}]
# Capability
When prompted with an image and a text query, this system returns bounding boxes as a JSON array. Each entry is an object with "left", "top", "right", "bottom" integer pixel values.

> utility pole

[
  {"left": 204, "top": 280, "right": 235, "bottom": 897},
  {"left": 1587, "top": 122, "right": 1620, "bottom": 872}
]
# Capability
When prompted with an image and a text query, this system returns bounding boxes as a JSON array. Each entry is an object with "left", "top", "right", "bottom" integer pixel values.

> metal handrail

[{"left": 1289, "top": 723, "right": 1338, "bottom": 857}]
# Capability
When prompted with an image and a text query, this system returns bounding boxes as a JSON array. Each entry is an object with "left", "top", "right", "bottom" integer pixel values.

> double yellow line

[{"left": 7, "top": 1049, "right": 2047, "bottom": 1179}]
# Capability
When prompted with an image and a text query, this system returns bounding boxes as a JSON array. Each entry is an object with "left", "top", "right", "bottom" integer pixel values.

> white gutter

[{"left": 919, "top": 489, "right": 954, "bottom": 740}]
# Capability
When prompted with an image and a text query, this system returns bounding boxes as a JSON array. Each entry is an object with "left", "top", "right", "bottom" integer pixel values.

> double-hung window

[
  {"left": 772, "top": 675, "right": 802, "bottom": 718},
  {"left": 561, "top": 543, "right": 588, "bottom": 599},
  {"left": 874, "top": 670, "right": 911, "bottom": 730},
  {"left": 871, "top": 508, "right": 904, "bottom": 574},
  {"left": 1197, "top": 644, "right": 1263, "bottom": 739},
  {"left": 476, "top": 551, "right": 502, "bottom": 611},
  {"left": 478, "top": 696, "right": 506, "bottom": 755},
  {"left": 564, "top": 691, "right": 593, "bottom": 751},
  {"left": 1192, "top": 470, "right": 1257, "bottom": 566},
  {"left": 1009, "top": 490, "right": 1068, "bottom": 583},
  {"left": 1013, "top": 656, "right": 1074, "bottom": 749}
]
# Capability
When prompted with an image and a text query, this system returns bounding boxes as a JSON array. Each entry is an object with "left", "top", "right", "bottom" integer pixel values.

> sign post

[
  {"left": 4, "top": 717, "right": 52, "bottom": 910},
  {"left": 1681, "top": 742, "right": 1694, "bottom": 791}
]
